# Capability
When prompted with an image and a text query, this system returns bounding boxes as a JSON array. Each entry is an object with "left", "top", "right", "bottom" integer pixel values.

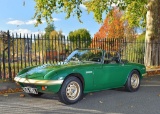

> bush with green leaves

[
  {"left": 68, "top": 29, "right": 91, "bottom": 49},
  {"left": 123, "top": 33, "right": 145, "bottom": 64}
]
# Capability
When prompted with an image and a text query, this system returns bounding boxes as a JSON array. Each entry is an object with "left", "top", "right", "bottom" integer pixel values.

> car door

[
  {"left": 92, "top": 63, "right": 106, "bottom": 90},
  {"left": 93, "top": 62, "right": 128, "bottom": 90}
]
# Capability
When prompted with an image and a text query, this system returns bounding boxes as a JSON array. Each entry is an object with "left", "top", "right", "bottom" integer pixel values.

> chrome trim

[
  {"left": 14, "top": 77, "right": 63, "bottom": 85},
  {"left": 86, "top": 71, "right": 93, "bottom": 74},
  {"left": 142, "top": 73, "right": 147, "bottom": 77}
]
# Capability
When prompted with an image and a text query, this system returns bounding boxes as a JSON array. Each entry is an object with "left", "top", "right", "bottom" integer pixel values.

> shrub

[{"left": 123, "top": 33, "right": 145, "bottom": 64}]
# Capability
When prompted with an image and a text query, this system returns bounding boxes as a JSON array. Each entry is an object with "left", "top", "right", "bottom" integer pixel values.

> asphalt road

[{"left": 0, "top": 76, "right": 160, "bottom": 114}]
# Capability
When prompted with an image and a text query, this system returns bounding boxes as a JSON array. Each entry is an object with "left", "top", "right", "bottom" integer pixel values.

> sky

[{"left": 0, "top": 0, "right": 102, "bottom": 37}]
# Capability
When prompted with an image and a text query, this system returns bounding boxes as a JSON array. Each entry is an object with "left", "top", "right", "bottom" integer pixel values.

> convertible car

[{"left": 14, "top": 48, "right": 147, "bottom": 104}]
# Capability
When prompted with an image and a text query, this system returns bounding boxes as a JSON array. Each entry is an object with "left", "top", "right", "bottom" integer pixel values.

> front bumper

[
  {"left": 14, "top": 77, "right": 63, "bottom": 85},
  {"left": 14, "top": 77, "right": 64, "bottom": 93},
  {"left": 142, "top": 73, "right": 147, "bottom": 77}
]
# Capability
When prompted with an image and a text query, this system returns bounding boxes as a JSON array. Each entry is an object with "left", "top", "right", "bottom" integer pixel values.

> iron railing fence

[{"left": 0, "top": 31, "right": 160, "bottom": 80}]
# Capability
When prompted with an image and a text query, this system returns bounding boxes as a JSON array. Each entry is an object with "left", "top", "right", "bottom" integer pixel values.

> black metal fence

[{"left": 0, "top": 31, "right": 159, "bottom": 80}]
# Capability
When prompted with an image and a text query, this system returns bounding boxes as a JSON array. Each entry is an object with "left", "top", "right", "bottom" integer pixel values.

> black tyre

[
  {"left": 58, "top": 76, "right": 83, "bottom": 104},
  {"left": 28, "top": 92, "right": 44, "bottom": 97},
  {"left": 125, "top": 70, "right": 140, "bottom": 92}
]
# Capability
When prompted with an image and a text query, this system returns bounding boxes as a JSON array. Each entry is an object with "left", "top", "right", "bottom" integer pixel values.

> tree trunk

[{"left": 145, "top": 0, "right": 160, "bottom": 66}]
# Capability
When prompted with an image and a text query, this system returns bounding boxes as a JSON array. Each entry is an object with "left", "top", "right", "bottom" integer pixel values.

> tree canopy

[
  {"left": 94, "top": 8, "right": 125, "bottom": 39},
  {"left": 68, "top": 29, "right": 91, "bottom": 40},
  {"left": 44, "top": 23, "right": 55, "bottom": 39},
  {"left": 32, "top": 0, "right": 160, "bottom": 66},
  {"left": 68, "top": 28, "right": 91, "bottom": 48},
  {"left": 34, "top": 0, "right": 147, "bottom": 28}
]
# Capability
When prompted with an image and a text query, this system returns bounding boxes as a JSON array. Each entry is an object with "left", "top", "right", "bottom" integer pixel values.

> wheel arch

[
  {"left": 124, "top": 69, "right": 141, "bottom": 92},
  {"left": 131, "top": 69, "right": 142, "bottom": 79},
  {"left": 125, "top": 69, "right": 141, "bottom": 85},
  {"left": 63, "top": 73, "right": 85, "bottom": 90}
]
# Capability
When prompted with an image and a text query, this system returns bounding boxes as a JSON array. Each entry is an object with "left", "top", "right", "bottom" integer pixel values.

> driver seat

[{"left": 111, "top": 57, "right": 120, "bottom": 63}]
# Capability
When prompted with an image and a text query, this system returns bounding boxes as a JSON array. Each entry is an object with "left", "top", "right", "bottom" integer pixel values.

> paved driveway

[{"left": 0, "top": 75, "right": 160, "bottom": 114}]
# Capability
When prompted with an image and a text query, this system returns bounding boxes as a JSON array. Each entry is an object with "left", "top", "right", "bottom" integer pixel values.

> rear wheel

[
  {"left": 58, "top": 76, "right": 83, "bottom": 104},
  {"left": 125, "top": 70, "right": 140, "bottom": 92}
]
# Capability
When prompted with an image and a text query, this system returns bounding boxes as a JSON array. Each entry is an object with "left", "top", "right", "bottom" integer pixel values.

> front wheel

[
  {"left": 58, "top": 76, "right": 83, "bottom": 104},
  {"left": 125, "top": 70, "right": 140, "bottom": 92}
]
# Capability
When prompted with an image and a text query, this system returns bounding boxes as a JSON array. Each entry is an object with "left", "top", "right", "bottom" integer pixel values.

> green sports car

[{"left": 14, "top": 48, "right": 147, "bottom": 104}]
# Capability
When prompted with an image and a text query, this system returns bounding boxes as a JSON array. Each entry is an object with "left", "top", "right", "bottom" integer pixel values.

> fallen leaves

[
  {"left": 20, "top": 94, "right": 25, "bottom": 97},
  {"left": 146, "top": 66, "right": 160, "bottom": 76},
  {"left": 0, "top": 88, "right": 23, "bottom": 95},
  {"left": 147, "top": 70, "right": 160, "bottom": 76},
  {"left": 147, "top": 66, "right": 160, "bottom": 69}
]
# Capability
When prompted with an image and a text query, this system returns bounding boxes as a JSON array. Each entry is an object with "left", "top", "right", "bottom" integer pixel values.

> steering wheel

[{"left": 90, "top": 57, "right": 102, "bottom": 62}]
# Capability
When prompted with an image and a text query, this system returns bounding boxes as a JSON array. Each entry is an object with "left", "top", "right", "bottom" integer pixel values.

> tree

[
  {"left": 49, "top": 30, "right": 64, "bottom": 51},
  {"left": 0, "top": 31, "right": 15, "bottom": 53},
  {"left": 45, "top": 30, "right": 65, "bottom": 61},
  {"left": 44, "top": 23, "right": 55, "bottom": 39},
  {"left": 68, "top": 29, "right": 91, "bottom": 49},
  {"left": 50, "top": 30, "right": 63, "bottom": 38},
  {"left": 144, "top": 0, "right": 160, "bottom": 66},
  {"left": 124, "top": 33, "right": 145, "bottom": 64},
  {"left": 94, "top": 8, "right": 125, "bottom": 39},
  {"left": 92, "top": 8, "right": 134, "bottom": 51},
  {"left": 33, "top": 0, "right": 160, "bottom": 66}
]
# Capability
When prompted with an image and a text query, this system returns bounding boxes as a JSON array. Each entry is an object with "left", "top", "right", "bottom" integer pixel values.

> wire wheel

[
  {"left": 125, "top": 70, "right": 140, "bottom": 92},
  {"left": 66, "top": 81, "right": 81, "bottom": 100},
  {"left": 131, "top": 74, "right": 139, "bottom": 89},
  {"left": 58, "top": 76, "right": 83, "bottom": 104}
]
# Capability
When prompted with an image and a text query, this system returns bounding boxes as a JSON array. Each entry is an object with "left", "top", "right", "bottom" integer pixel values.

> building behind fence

[{"left": 0, "top": 31, "right": 159, "bottom": 80}]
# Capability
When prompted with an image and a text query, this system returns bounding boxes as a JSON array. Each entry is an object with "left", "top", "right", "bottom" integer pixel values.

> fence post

[{"left": 7, "top": 30, "right": 12, "bottom": 81}]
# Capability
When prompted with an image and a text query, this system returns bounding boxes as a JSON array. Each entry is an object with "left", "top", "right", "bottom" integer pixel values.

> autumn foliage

[{"left": 91, "top": 8, "right": 125, "bottom": 51}]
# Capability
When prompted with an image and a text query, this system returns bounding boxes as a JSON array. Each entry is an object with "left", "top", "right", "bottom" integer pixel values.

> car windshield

[{"left": 65, "top": 49, "right": 103, "bottom": 63}]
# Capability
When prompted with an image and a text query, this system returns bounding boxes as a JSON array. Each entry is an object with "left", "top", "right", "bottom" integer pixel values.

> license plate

[{"left": 22, "top": 87, "right": 38, "bottom": 94}]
